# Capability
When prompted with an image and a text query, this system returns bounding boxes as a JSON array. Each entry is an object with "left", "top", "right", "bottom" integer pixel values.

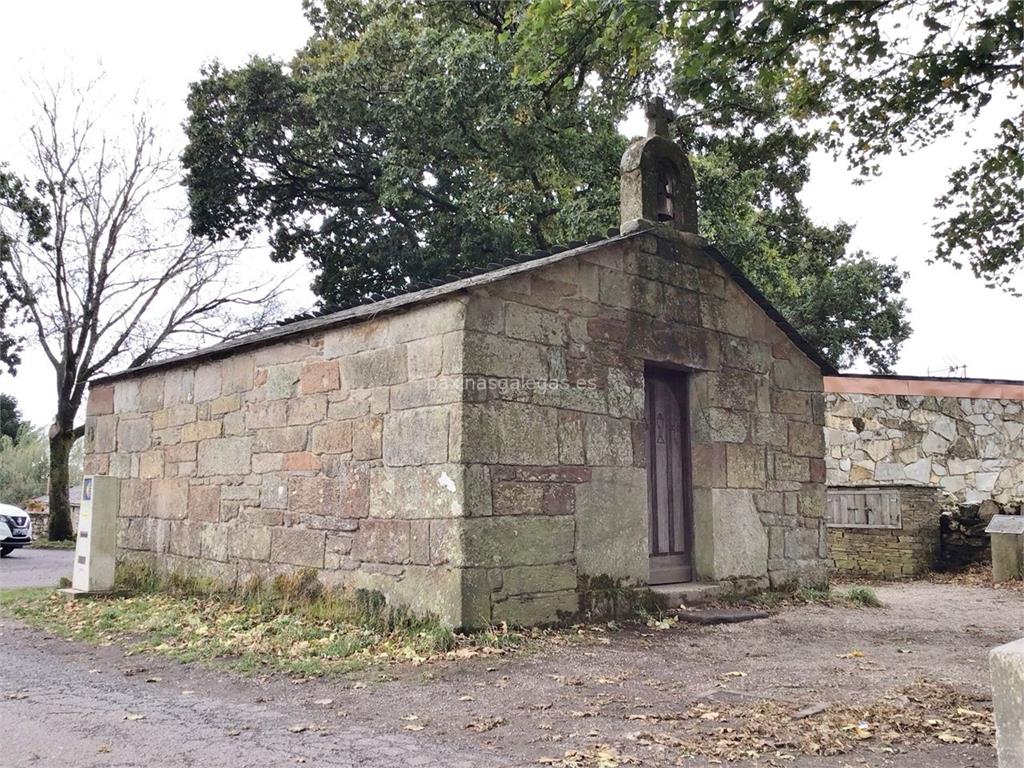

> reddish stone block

[
  {"left": 189, "top": 484, "right": 221, "bottom": 522},
  {"left": 87, "top": 385, "right": 115, "bottom": 416},
  {"left": 299, "top": 360, "right": 341, "bottom": 395},
  {"left": 351, "top": 415, "right": 383, "bottom": 460},
  {"left": 809, "top": 457, "right": 826, "bottom": 484},
  {"left": 542, "top": 484, "right": 575, "bottom": 515},
  {"left": 283, "top": 452, "right": 322, "bottom": 472}
]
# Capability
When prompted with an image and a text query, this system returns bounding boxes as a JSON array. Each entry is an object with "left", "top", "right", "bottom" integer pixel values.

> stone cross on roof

[{"left": 645, "top": 96, "right": 674, "bottom": 138}]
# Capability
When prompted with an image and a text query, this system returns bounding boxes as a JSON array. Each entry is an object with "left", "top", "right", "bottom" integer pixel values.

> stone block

[
  {"left": 406, "top": 336, "right": 444, "bottom": 379},
  {"left": 246, "top": 400, "right": 288, "bottom": 429},
  {"left": 94, "top": 415, "right": 118, "bottom": 453},
  {"left": 501, "top": 563, "right": 577, "bottom": 596},
  {"left": 350, "top": 415, "right": 383, "bottom": 460},
  {"left": 197, "top": 436, "right": 252, "bottom": 476},
  {"left": 575, "top": 467, "right": 647, "bottom": 581},
  {"left": 229, "top": 526, "right": 272, "bottom": 561},
  {"left": 150, "top": 478, "right": 189, "bottom": 520},
  {"left": 120, "top": 479, "right": 152, "bottom": 518},
  {"left": 259, "top": 363, "right": 301, "bottom": 400},
  {"left": 584, "top": 415, "right": 634, "bottom": 466},
  {"left": 493, "top": 590, "right": 576, "bottom": 626},
  {"left": 387, "top": 300, "right": 465, "bottom": 344},
  {"left": 87, "top": 385, "right": 114, "bottom": 416},
  {"left": 189, "top": 485, "right": 221, "bottom": 522},
  {"left": 991, "top": 637, "right": 1024, "bottom": 766},
  {"left": 114, "top": 380, "right": 141, "bottom": 413},
  {"left": 260, "top": 474, "right": 289, "bottom": 510},
  {"left": 504, "top": 302, "right": 565, "bottom": 345},
  {"left": 299, "top": 360, "right": 341, "bottom": 395},
  {"left": 462, "top": 515, "right": 575, "bottom": 568},
  {"left": 461, "top": 331, "right": 549, "bottom": 380},
  {"left": 221, "top": 355, "right": 255, "bottom": 394},
  {"left": 288, "top": 475, "right": 340, "bottom": 516},
  {"left": 708, "top": 369, "right": 757, "bottom": 411},
  {"left": 287, "top": 395, "right": 327, "bottom": 426},
  {"left": 310, "top": 421, "right": 352, "bottom": 455},
  {"left": 169, "top": 521, "right": 202, "bottom": 558},
  {"left": 117, "top": 418, "right": 152, "bottom": 453},
  {"left": 271, "top": 528, "right": 326, "bottom": 567},
  {"left": 369, "top": 465, "right": 464, "bottom": 519},
  {"left": 708, "top": 488, "right": 769, "bottom": 580},
  {"left": 340, "top": 346, "right": 408, "bottom": 389},
  {"left": 462, "top": 403, "right": 559, "bottom": 465},
  {"left": 193, "top": 364, "right": 221, "bottom": 402},
  {"left": 383, "top": 407, "right": 450, "bottom": 466},
  {"left": 200, "top": 523, "right": 230, "bottom": 562},
  {"left": 558, "top": 411, "right": 586, "bottom": 464},
  {"left": 788, "top": 420, "right": 825, "bottom": 458},
  {"left": 492, "top": 482, "right": 545, "bottom": 516},
  {"left": 353, "top": 519, "right": 411, "bottom": 563},
  {"left": 163, "top": 369, "right": 194, "bottom": 407},
  {"left": 707, "top": 408, "right": 749, "bottom": 443},
  {"left": 727, "top": 444, "right": 766, "bottom": 488},
  {"left": 282, "top": 452, "right": 321, "bottom": 471},
  {"left": 181, "top": 420, "right": 221, "bottom": 443},
  {"left": 138, "top": 451, "right": 164, "bottom": 479},
  {"left": 323, "top": 319, "right": 388, "bottom": 358},
  {"left": 254, "top": 426, "right": 308, "bottom": 453}
]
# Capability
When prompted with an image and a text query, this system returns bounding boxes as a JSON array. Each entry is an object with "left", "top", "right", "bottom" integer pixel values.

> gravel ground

[
  {"left": 0, "top": 546, "right": 74, "bottom": 587},
  {"left": 2, "top": 580, "right": 1020, "bottom": 767}
]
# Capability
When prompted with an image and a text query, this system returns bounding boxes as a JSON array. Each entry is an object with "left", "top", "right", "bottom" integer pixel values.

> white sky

[{"left": 1, "top": 0, "right": 1021, "bottom": 428}]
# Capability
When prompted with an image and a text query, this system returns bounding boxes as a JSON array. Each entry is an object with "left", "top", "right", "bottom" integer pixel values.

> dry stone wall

[
  {"left": 827, "top": 485, "right": 943, "bottom": 578},
  {"left": 826, "top": 392, "right": 1024, "bottom": 505}
]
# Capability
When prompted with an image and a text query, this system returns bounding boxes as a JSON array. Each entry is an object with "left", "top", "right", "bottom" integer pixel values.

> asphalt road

[
  {"left": 0, "top": 546, "right": 74, "bottom": 588},
  {"left": 0, "top": 619, "right": 504, "bottom": 768}
]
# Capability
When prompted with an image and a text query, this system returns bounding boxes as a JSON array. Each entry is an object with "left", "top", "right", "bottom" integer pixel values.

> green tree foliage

[
  {"left": 0, "top": 168, "right": 49, "bottom": 374},
  {"left": 0, "top": 425, "right": 48, "bottom": 507},
  {"left": 183, "top": 0, "right": 912, "bottom": 369},
  {"left": 0, "top": 394, "right": 29, "bottom": 443},
  {"left": 517, "top": 0, "right": 1023, "bottom": 288},
  {"left": 184, "top": 1, "right": 624, "bottom": 306}
]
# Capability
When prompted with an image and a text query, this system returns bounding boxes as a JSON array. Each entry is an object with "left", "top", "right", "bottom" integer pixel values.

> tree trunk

[{"left": 47, "top": 432, "right": 75, "bottom": 541}]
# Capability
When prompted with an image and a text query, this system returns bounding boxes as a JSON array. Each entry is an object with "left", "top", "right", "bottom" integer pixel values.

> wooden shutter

[{"left": 827, "top": 488, "right": 902, "bottom": 529}]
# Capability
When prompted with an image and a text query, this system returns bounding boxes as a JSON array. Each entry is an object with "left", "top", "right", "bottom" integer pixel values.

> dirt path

[{"left": 3, "top": 581, "right": 1019, "bottom": 767}]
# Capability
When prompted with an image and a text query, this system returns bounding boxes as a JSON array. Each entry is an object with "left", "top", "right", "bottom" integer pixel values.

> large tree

[
  {"left": 516, "top": 0, "right": 1023, "bottom": 289},
  {"left": 0, "top": 79, "right": 284, "bottom": 540},
  {"left": 183, "top": 0, "right": 910, "bottom": 369}
]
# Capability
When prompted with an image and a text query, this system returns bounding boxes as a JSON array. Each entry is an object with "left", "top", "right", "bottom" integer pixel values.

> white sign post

[{"left": 66, "top": 475, "right": 119, "bottom": 594}]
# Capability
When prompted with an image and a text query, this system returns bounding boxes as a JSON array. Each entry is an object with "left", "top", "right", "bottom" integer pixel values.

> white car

[{"left": 0, "top": 503, "right": 33, "bottom": 557}]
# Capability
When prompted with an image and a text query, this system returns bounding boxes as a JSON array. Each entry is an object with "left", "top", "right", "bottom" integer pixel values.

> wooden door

[{"left": 645, "top": 369, "right": 694, "bottom": 584}]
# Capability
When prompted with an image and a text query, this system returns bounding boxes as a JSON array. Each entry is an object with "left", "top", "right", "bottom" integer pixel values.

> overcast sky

[{"left": 1, "top": 0, "right": 1021, "bottom": 428}]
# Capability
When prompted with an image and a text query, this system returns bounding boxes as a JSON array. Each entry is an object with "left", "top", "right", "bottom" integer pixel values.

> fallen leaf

[
  {"left": 403, "top": 724, "right": 425, "bottom": 732},
  {"left": 837, "top": 650, "right": 865, "bottom": 659},
  {"left": 287, "top": 724, "right": 308, "bottom": 733},
  {"left": 313, "top": 698, "right": 334, "bottom": 706},
  {"left": 124, "top": 713, "right": 145, "bottom": 721}
]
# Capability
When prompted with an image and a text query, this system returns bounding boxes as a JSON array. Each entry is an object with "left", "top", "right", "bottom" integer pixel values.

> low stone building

[
  {"left": 823, "top": 375, "right": 1024, "bottom": 577},
  {"left": 83, "top": 104, "right": 833, "bottom": 627}
]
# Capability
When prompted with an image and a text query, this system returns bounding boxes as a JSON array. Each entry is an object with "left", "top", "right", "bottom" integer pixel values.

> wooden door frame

[{"left": 644, "top": 365, "right": 695, "bottom": 584}]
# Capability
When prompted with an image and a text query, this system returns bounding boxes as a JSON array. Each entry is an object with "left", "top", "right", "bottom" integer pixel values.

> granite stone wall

[
  {"left": 827, "top": 485, "right": 943, "bottom": 578},
  {"left": 84, "top": 228, "right": 830, "bottom": 627},
  {"left": 826, "top": 392, "right": 1024, "bottom": 505},
  {"left": 452, "top": 230, "right": 829, "bottom": 624},
  {"left": 84, "top": 298, "right": 476, "bottom": 626}
]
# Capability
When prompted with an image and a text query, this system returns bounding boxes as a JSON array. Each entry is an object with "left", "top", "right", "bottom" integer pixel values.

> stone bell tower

[{"left": 619, "top": 97, "right": 698, "bottom": 234}]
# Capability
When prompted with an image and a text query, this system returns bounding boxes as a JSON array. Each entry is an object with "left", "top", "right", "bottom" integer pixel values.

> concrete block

[{"left": 991, "top": 638, "right": 1024, "bottom": 766}]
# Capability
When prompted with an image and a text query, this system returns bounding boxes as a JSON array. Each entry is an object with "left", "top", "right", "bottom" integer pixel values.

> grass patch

[
  {"left": 797, "top": 586, "right": 883, "bottom": 608},
  {"left": 0, "top": 565, "right": 532, "bottom": 676},
  {"left": 27, "top": 538, "right": 76, "bottom": 550}
]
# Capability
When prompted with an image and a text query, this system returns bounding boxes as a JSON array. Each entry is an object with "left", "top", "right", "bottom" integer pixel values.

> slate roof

[{"left": 92, "top": 227, "right": 837, "bottom": 384}]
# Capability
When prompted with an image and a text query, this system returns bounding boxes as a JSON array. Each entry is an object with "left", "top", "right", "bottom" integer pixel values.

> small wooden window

[{"left": 827, "top": 488, "right": 902, "bottom": 529}]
